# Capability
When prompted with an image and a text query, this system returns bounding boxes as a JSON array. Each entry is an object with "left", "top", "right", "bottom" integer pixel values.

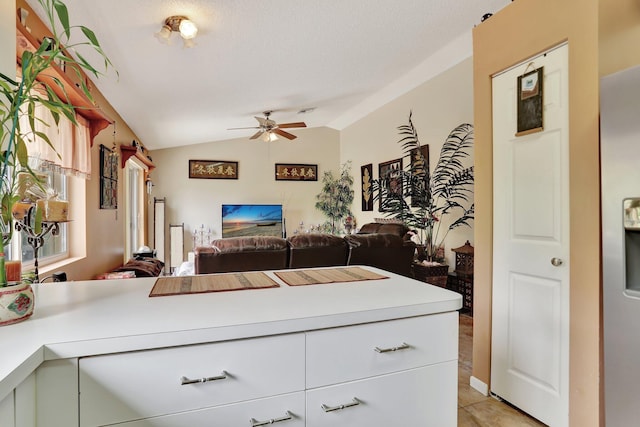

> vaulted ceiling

[{"left": 27, "top": 0, "right": 510, "bottom": 150}]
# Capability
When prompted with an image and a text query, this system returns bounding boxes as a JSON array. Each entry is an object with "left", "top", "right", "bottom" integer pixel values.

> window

[
  {"left": 11, "top": 169, "right": 69, "bottom": 266},
  {"left": 14, "top": 96, "right": 92, "bottom": 268},
  {"left": 124, "top": 158, "right": 146, "bottom": 260}
]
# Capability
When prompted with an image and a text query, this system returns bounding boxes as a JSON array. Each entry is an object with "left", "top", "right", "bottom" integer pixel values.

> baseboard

[{"left": 470, "top": 376, "right": 489, "bottom": 396}]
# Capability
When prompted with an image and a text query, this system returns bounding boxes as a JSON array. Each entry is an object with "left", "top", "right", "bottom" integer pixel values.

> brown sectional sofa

[
  {"left": 194, "top": 223, "right": 415, "bottom": 277},
  {"left": 194, "top": 236, "right": 288, "bottom": 274}
]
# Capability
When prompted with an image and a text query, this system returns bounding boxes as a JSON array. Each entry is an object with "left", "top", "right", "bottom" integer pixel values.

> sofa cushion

[
  {"left": 212, "top": 236, "right": 288, "bottom": 253},
  {"left": 287, "top": 234, "right": 348, "bottom": 268},
  {"left": 357, "top": 222, "right": 409, "bottom": 238},
  {"left": 195, "top": 236, "right": 288, "bottom": 274},
  {"left": 344, "top": 234, "right": 415, "bottom": 277}
]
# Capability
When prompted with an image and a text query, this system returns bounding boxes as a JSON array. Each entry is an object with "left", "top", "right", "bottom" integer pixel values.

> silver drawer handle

[
  {"left": 180, "top": 370, "right": 227, "bottom": 385},
  {"left": 374, "top": 342, "right": 411, "bottom": 353},
  {"left": 321, "top": 397, "right": 361, "bottom": 413},
  {"left": 250, "top": 411, "right": 293, "bottom": 426}
]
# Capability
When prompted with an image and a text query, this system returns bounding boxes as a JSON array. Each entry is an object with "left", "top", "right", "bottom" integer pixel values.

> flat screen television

[{"left": 221, "top": 204, "right": 284, "bottom": 238}]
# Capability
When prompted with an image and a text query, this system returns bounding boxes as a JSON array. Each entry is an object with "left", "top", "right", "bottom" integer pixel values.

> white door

[{"left": 491, "top": 44, "right": 569, "bottom": 427}]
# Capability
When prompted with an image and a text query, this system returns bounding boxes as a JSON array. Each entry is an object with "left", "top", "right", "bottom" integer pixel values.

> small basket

[{"left": 412, "top": 263, "right": 449, "bottom": 288}]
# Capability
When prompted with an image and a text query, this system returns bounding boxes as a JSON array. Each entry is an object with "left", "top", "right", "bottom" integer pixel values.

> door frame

[{"left": 471, "top": 1, "right": 601, "bottom": 424}]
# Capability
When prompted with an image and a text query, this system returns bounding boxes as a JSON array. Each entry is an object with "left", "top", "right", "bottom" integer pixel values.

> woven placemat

[
  {"left": 274, "top": 266, "right": 388, "bottom": 287},
  {"left": 149, "top": 271, "right": 279, "bottom": 297}
]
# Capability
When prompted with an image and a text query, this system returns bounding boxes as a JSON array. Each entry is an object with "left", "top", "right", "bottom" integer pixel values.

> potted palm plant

[
  {"left": 374, "top": 112, "right": 474, "bottom": 283},
  {"left": 0, "top": 0, "right": 113, "bottom": 325}
]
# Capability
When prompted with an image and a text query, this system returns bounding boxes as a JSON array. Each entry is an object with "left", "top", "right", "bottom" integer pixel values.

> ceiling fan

[{"left": 228, "top": 111, "right": 307, "bottom": 141}]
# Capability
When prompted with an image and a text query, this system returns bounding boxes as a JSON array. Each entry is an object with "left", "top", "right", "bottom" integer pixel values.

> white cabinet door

[
  {"left": 306, "top": 362, "right": 457, "bottom": 427},
  {"left": 0, "top": 372, "right": 37, "bottom": 427},
  {"left": 15, "top": 372, "right": 35, "bottom": 427},
  {"left": 113, "top": 392, "right": 305, "bottom": 427},
  {"left": 0, "top": 390, "right": 15, "bottom": 427},
  {"left": 306, "top": 313, "right": 457, "bottom": 388},
  {"left": 491, "top": 44, "right": 570, "bottom": 427},
  {"left": 80, "top": 334, "right": 305, "bottom": 426}
]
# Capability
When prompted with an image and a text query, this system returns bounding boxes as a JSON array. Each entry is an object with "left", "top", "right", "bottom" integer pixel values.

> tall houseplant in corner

[
  {"left": 0, "top": 0, "right": 113, "bottom": 324},
  {"left": 375, "top": 112, "right": 474, "bottom": 264}
]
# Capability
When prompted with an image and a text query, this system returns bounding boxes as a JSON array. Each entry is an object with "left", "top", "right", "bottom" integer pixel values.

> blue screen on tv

[{"left": 221, "top": 204, "right": 283, "bottom": 238}]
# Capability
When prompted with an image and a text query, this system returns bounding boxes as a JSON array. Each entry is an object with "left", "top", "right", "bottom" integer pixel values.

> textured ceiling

[{"left": 27, "top": 0, "right": 510, "bottom": 150}]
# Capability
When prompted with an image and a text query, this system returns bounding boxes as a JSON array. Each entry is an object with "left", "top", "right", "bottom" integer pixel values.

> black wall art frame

[
  {"left": 100, "top": 144, "right": 118, "bottom": 209},
  {"left": 378, "top": 158, "right": 403, "bottom": 212},
  {"left": 516, "top": 66, "right": 544, "bottom": 136},
  {"left": 361, "top": 163, "right": 373, "bottom": 211},
  {"left": 410, "top": 145, "right": 429, "bottom": 207}
]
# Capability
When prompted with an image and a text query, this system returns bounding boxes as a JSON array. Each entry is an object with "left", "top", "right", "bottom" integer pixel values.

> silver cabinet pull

[
  {"left": 321, "top": 397, "right": 361, "bottom": 413},
  {"left": 551, "top": 257, "right": 563, "bottom": 267},
  {"left": 180, "top": 370, "right": 227, "bottom": 385},
  {"left": 250, "top": 411, "right": 293, "bottom": 426},
  {"left": 374, "top": 342, "right": 410, "bottom": 353}
]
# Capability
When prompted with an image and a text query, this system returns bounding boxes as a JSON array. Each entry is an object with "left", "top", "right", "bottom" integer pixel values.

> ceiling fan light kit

[
  {"left": 229, "top": 111, "right": 307, "bottom": 142},
  {"left": 155, "top": 16, "right": 198, "bottom": 48}
]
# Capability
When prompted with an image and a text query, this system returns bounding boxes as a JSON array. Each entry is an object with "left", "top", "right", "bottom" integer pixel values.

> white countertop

[{"left": 0, "top": 266, "right": 461, "bottom": 400}]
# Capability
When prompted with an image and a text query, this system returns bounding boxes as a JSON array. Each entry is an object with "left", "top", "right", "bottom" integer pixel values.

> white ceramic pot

[{"left": 0, "top": 282, "right": 35, "bottom": 326}]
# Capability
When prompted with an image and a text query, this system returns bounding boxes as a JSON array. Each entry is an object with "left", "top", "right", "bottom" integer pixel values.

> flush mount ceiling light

[{"left": 155, "top": 16, "right": 198, "bottom": 48}]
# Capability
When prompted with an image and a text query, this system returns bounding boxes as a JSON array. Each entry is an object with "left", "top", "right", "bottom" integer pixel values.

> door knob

[{"left": 551, "top": 257, "right": 563, "bottom": 267}]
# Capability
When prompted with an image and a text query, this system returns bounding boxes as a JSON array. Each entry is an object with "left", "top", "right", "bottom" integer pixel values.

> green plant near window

[
  {"left": 0, "top": 0, "right": 114, "bottom": 253},
  {"left": 374, "top": 112, "right": 474, "bottom": 262},
  {"left": 315, "top": 161, "right": 354, "bottom": 234}
]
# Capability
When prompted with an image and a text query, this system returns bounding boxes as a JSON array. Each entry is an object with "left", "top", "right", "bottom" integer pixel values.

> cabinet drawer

[
  {"left": 306, "top": 312, "right": 457, "bottom": 388},
  {"left": 112, "top": 391, "right": 305, "bottom": 427},
  {"left": 306, "top": 361, "right": 457, "bottom": 427},
  {"left": 79, "top": 334, "right": 305, "bottom": 427}
]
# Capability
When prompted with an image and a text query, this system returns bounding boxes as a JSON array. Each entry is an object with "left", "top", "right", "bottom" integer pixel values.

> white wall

[
  {"left": 150, "top": 60, "right": 476, "bottom": 267},
  {"left": 150, "top": 126, "right": 341, "bottom": 256},
  {"left": 340, "top": 58, "right": 475, "bottom": 267},
  {"left": 1, "top": 1, "right": 15, "bottom": 83}
]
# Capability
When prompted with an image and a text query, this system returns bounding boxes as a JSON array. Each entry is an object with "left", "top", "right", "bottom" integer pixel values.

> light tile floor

[{"left": 457, "top": 314, "right": 547, "bottom": 426}]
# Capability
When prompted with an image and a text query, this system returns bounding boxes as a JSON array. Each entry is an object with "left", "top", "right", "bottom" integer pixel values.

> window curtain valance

[{"left": 19, "top": 101, "right": 92, "bottom": 179}]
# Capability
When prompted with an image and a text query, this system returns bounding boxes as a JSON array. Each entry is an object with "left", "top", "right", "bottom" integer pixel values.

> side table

[{"left": 447, "top": 272, "right": 473, "bottom": 315}]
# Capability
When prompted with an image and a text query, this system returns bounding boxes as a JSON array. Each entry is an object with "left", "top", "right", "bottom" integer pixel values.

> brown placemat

[
  {"left": 274, "top": 266, "right": 388, "bottom": 286},
  {"left": 149, "top": 272, "right": 279, "bottom": 297}
]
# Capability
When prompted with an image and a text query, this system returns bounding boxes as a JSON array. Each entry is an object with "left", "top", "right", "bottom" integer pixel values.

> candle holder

[{"left": 14, "top": 206, "right": 64, "bottom": 283}]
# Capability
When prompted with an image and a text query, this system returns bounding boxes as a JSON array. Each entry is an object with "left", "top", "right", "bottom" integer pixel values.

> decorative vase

[{"left": 0, "top": 282, "right": 35, "bottom": 326}]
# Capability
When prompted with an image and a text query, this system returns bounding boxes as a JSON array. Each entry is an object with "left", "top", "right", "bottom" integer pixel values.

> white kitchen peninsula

[{"left": 0, "top": 266, "right": 461, "bottom": 426}]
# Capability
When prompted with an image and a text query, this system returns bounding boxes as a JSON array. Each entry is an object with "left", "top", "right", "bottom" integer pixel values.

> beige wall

[
  {"left": 600, "top": 0, "right": 640, "bottom": 76},
  {"left": 150, "top": 126, "right": 341, "bottom": 257},
  {"left": 472, "top": 0, "right": 601, "bottom": 425},
  {"left": 341, "top": 58, "right": 475, "bottom": 267},
  {"left": 0, "top": 1, "right": 14, "bottom": 77}
]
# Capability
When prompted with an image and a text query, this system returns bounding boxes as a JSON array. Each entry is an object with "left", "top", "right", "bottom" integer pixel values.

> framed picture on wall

[
  {"left": 378, "top": 158, "right": 402, "bottom": 212},
  {"left": 189, "top": 160, "right": 238, "bottom": 179},
  {"left": 100, "top": 144, "right": 118, "bottom": 209},
  {"left": 516, "top": 66, "right": 544, "bottom": 136},
  {"left": 275, "top": 163, "right": 318, "bottom": 181},
  {"left": 361, "top": 163, "right": 373, "bottom": 211},
  {"left": 410, "top": 144, "right": 429, "bottom": 207}
]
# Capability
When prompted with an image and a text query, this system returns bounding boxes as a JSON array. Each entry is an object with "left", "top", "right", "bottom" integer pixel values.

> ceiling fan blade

[
  {"left": 227, "top": 126, "right": 261, "bottom": 130},
  {"left": 277, "top": 122, "right": 307, "bottom": 129},
  {"left": 250, "top": 130, "right": 264, "bottom": 140},
  {"left": 273, "top": 128, "right": 297, "bottom": 140}
]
